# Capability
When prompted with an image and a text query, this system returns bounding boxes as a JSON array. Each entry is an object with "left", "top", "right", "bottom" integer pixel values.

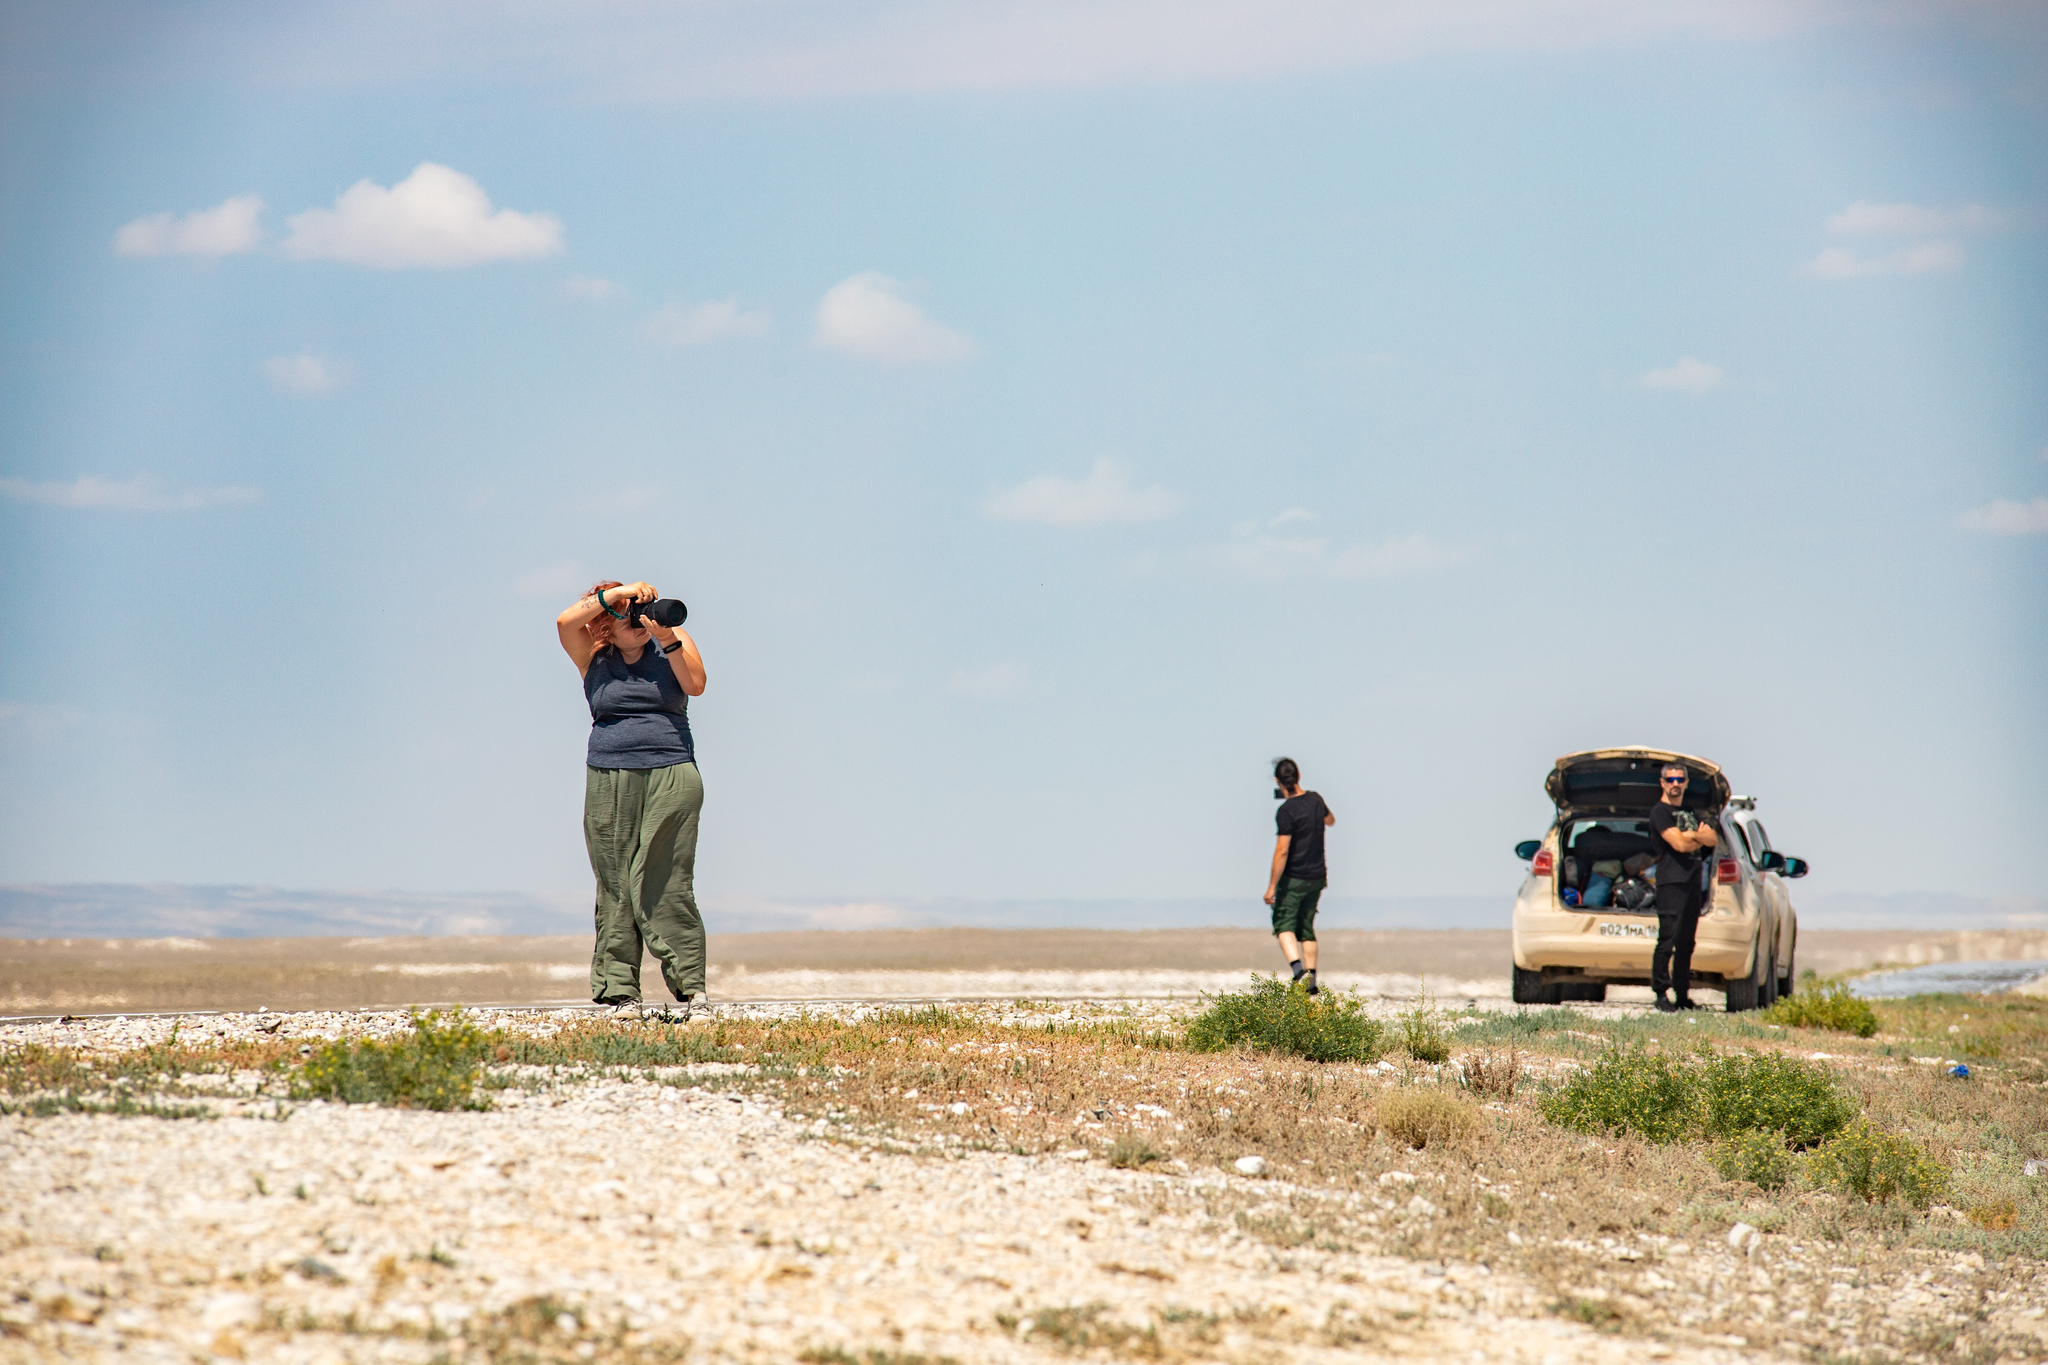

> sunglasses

[{"left": 1660, "top": 776, "right": 1688, "bottom": 785}]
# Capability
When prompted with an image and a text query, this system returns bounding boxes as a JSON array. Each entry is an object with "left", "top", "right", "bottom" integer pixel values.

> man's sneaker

[
  {"left": 677, "top": 995, "right": 715, "bottom": 1022},
  {"left": 1305, "top": 972, "right": 1320, "bottom": 997},
  {"left": 604, "top": 999, "right": 644, "bottom": 1022}
]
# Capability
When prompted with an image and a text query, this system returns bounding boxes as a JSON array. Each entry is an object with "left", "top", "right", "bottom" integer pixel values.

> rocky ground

[{"left": 2, "top": 1000, "right": 2043, "bottom": 1365}]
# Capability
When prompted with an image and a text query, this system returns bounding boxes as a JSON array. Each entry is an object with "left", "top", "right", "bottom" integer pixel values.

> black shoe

[
  {"left": 1305, "top": 971, "right": 1320, "bottom": 996},
  {"left": 1675, "top": 998, "right": 1700, "bottom": 1011},
  {"left": 1654, "top": 996, "right": 1678, "bottom": 1013}
]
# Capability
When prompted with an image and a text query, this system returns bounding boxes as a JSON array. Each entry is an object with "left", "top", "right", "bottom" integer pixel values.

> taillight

[
  {"left": 1532, "top": 849, "right": 1554, "bottom": 877},
  {"left": 1716, "top": 858, "right": 1739, "bottom": 885}
]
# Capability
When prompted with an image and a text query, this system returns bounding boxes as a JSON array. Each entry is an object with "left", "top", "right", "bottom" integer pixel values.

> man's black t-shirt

[
  {"left": 1276, "top": 792, "right": 1332, "bottom": 882},
  {"left": 1645, "top": 802, "right": 1702, "bottom": 890}
]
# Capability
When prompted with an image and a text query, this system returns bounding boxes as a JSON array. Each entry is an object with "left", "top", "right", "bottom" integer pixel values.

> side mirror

[
  {"left": 1758, "top": 850, "right": 1786, "bottom": 872},
  {"left": 1514, "top": 839, "right": 1542, "bottom": 862},
  {"left": 1782, "top": 856, "right": 1809, "bottom": 879}
]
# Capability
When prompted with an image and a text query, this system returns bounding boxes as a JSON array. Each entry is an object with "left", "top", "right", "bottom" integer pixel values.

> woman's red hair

[{"left": 583, "top": 581, "right": 627, "bottom": 653}]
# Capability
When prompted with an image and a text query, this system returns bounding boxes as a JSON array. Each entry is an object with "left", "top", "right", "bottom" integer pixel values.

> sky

[{"left": 1, "top": 1, "right": 2044, "bottom": 928}]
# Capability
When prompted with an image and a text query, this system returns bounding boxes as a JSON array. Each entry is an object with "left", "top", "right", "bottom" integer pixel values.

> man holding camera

[{"left": 1645, "top": 763, "right": 1717, "bottom": 1012}]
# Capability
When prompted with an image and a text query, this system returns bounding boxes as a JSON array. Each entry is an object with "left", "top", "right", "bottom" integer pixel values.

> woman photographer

[{"left": 556, "top": 580, "right": 709, "bottom": 1020}]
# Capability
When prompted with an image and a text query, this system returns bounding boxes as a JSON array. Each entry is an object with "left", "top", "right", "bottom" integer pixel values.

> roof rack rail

[{"left": 1728, "top": 794, "right": 1757, "bottom": 811}]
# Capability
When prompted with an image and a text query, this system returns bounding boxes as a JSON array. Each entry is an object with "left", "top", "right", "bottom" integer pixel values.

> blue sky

[{"left": 2, "top": 2, "right": 2044, "bottom": 925}]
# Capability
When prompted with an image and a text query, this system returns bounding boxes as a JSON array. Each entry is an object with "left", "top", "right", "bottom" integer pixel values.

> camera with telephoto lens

[{"left": 626, "top": 598, "right": 688, "bottom": 628}]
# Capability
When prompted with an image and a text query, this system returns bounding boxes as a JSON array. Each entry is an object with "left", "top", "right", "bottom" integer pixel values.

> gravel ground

[
  {"left": 0, "top": 1003, "right": 1802, "bottom": 1365},
  {"left": 4, "top": 1004, "right": 2041, "bottom": 1365}
]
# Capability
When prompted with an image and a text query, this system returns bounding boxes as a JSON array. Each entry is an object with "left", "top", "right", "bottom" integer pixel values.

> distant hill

[{"left": 1, "top": 883, "right": 2038, "bottom": 940}]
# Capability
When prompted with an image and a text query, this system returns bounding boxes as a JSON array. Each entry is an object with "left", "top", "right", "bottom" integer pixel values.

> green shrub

[
  {"left": 1107, "top": 1134, "right": 1164, "bottom": 1169},
  {"left": 1699, "top": 1051, "right": 1855, "bottom": 1149},
  {"left": 1396, "top": 993, "right": 1452, "bottom": 1065},
  {"left": 1709, "top": 1129, "right": 1796, "bottom": 1190},
  {"left": 1378, "top": 1088, "right": 1486, "bottom": 1149},
  {"left": 1807, "top": 1120, "right": 1949, "bottom": 1208},
  {"left": 1761, "top": 978, "right": 1878, "bottom": 1038},
  {"left": 1538, "top": 1047, "right": 1702, "bottom": 1144},
  {"left": 293, "top": 1010, "right": 492, "bottom": 1111},
  {"left": 1185, "top": 978, "right": 1385, "bottom": 1064}
]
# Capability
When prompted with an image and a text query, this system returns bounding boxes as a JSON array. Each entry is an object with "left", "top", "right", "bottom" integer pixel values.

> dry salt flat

[{"left": 1, "top": 1006, "right": 1779, "bottom": 1365}]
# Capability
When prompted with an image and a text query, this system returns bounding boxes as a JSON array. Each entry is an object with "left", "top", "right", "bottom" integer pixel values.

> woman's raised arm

[{"left": 557, "top": 582, "right": 652, "bottom": 675}]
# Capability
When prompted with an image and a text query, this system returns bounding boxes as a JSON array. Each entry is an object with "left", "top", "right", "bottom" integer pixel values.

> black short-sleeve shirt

[
  {"left": 1276, "top": 791, "right": 1332, "bottom": 882},
  {"left": 1645, "top": 802, "right": 1702, "bottom": 887}
]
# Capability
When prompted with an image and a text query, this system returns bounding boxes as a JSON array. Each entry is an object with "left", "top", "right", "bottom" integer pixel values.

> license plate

[{"left": 1599, "top": 923, "right": 1654, "bottom": 938}]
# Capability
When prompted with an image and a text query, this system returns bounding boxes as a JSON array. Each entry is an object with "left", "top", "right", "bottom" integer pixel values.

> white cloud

[
  {"left": 643, "top": 299, "right": 773, "bottom": 346},
  {"left": 1959, "top": 497, "right": 2048, "bottom": 536},
  {"left": 984, "top": 457, "right": 1180, "bottom": 527},
  {"left": 561, "top": 275, "right": 621, "bottom": 301},
  {"left": 1199, "top": 527, "right": 1466, "bottom": 582},
  {"left": 0, "top": 474, "right": 259, "bottom": 511},
  {"left": 280, "top": 163, "right": 564, "bottom": 269},
  {"left": 262, "top": 353, "right": 348, "bottom": 394},
  {"left": 1802, "top": 242, "right": 1964, "bottom": 278},
  {"left": 1825, "top": 201, "right": 2005, "bottom": 237},
  {"left": 1638, "top": 357, "right": 1726, "bottom": 393},
  {"left": 812, "top": 271, "right": 976, "bottom": 364},
  {"left": 113, "top": 194, "right": 264, "bottom": 258},
  {"left": 948, "top": 662, "right": 1033, "bottom": 700},
  {"left": 1268, "top": 508, "right": 1318, "bottom": 527},
  {"left": 512, "top": 561, "right": 595, "bottom": 598}
]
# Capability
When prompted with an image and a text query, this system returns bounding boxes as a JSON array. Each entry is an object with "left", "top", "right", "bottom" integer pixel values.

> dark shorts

[{"left": 1270, "top": 877, "right": 1326, "bottom": 940}]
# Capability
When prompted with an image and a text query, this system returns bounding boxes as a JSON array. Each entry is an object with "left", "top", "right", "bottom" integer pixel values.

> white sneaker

[
  {"left": 678, "top": 996, "right": 714, "bottom": 1022},
  {"left": 605, "top": 1000, "right": 644, "bottom": 1022}
]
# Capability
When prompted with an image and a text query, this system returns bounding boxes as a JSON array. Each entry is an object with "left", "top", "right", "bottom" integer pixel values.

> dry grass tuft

[
  {"left": 1967, "top": 1199, "right": 2018, "bottom": 1231},
  {"left": 1377, "top": 1088, "right": 1486, "bottom": 1150},
  {"left": 1458, "top": 1048, "right": 1521, "bottom": 1098}
]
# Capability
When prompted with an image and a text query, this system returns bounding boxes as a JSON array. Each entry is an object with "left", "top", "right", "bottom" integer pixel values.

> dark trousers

[{"left": 1651, "top": 877, "right": 1704, "bottom": 999}]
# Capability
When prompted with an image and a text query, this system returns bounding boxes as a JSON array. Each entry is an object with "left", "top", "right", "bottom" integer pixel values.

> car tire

[
  {"left": 1724, "top": 938, "right": 1766, "bottom": 1013},
  {"left": 1777, "top": 933, "right": 1796, "bottom": 1000},
  {"left": 1512, "top": 964, "right": 1562, "bottom": 1005}
]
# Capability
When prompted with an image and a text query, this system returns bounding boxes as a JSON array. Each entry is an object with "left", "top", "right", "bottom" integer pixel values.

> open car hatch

[{"left": 1544, "top": 747, "right": 1730, "bottom": 816}]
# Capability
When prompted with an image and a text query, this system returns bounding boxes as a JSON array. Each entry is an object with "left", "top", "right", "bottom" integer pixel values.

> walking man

[
  {"left": 1646, "top": 762, "right": 1717, "bottom": 1011},
  {"left": 1264, "top": 757, "right": 1334, "bottom": 994}
]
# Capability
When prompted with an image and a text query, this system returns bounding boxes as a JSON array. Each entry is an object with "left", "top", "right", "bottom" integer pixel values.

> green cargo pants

[{"left": 584, "top": 761, "right": 705, "bottom": 1004}]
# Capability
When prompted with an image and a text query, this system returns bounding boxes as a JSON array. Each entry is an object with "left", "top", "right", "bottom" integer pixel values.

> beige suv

[{"left": 1509, "top": 747, "right": 1805, "bottom": 1010}]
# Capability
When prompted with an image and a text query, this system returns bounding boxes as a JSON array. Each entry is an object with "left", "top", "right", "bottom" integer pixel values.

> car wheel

[
  {"left": 1724, "top": 938, "right": 1765, "bottom": 1013},
  {"left": 1512, "top": 964, "right": 1562, "bottom": 1005},
  {"left": 1777, "top": 934, "right": 1796, "bottom": 1000}
]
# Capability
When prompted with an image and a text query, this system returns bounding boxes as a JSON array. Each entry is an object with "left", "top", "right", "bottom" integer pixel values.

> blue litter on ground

[
  {"left": 1948, "top": 1063, "right": 1971, "bottom": 1079},
  {"left": 1847, "top": 960, "right": 2048, "bottom": 999}
]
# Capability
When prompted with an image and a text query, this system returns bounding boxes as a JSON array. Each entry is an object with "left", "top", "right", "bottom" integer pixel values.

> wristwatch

[{"left": 660, "top": 640, "right": 683, "bottom": 655}]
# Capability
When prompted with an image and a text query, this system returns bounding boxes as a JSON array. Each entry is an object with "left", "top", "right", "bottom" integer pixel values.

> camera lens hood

[{"left": 636, "top": 598, "right": 688, "bottom": 628}]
